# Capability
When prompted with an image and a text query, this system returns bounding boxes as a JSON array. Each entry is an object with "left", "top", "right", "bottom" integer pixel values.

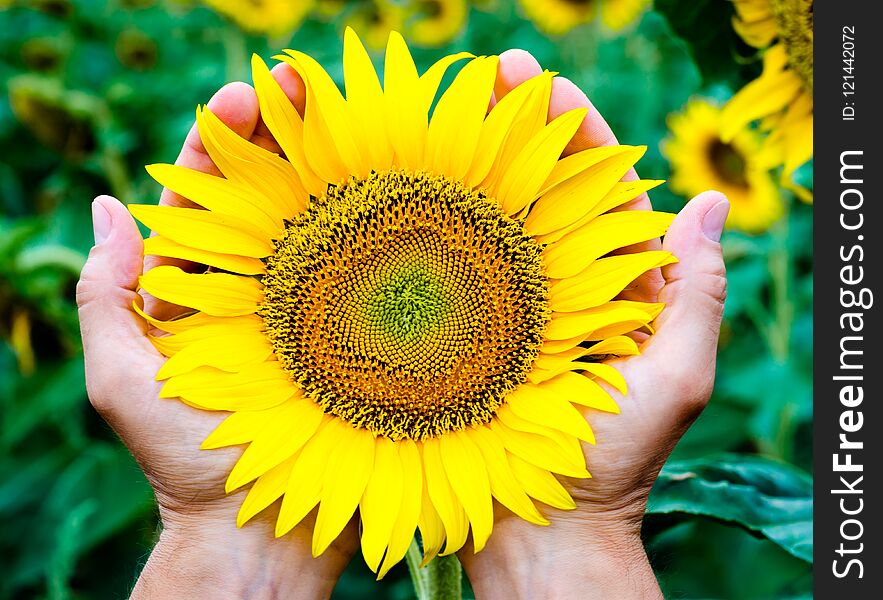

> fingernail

[
  {"left": 92, "top": 198, "right": 112, "bottom": 245},
  {"left": 701, "top": 199, "right": 730, "bottom": 242}
]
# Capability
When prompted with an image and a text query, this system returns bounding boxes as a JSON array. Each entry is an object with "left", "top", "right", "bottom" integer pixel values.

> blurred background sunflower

[{"left": 0, "top": 0, "right": 813, "bottom": 598}]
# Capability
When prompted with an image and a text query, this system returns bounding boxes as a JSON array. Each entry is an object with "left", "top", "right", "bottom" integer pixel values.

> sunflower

[
  {"left": 663, "top": 99, "right": 782, "bottom": 234},
  {"left": 722, "top": 0, "right": 813, "bottom": 202},
  {"left": 518, "top": 0, "right": 650, "bottom": 36},
  {"left": 202, "top": 0, "right": 313, "bottom": 38},
  {"left": 407, "top": 0, "right": 468, "bottom": 47},
  {"left": 131, "top": 29, "right": 675, "bottom": 577}
]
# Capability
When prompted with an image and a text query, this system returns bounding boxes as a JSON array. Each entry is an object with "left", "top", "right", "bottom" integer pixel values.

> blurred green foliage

[{"left": 0, "top": 0, "right": 812, "bottom": 598}]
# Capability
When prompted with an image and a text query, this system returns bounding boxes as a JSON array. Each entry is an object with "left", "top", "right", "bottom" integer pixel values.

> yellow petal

[
  {"left": 278, "top": 50, "right": 365, "bottom": 179},
  {"left": 543, "top": 211, "right": 675, "bottom": 279},
  {"left": 506, "top": 384, "right": 596, "bottom": 443},
  {"left": 313, "top": 423, "right": 375, "bottom": 557},
  {"left": 495, "top": 405, "right": 586, "bottom": 464},
  {"left": 378, "top": 439, "right": 423, "bottom": 578},
  {"left": 525, "top": 146, "right": 647, "bottom": 236},
  {"left": 143, "top": 236, "right": 265, "bottom": 276},
  {"left": 160, "top": 362, "right": 294, "bottom": 411},
  {"left": 720, "top": 46, "right": 802, "bottom": 140},
  {"left": 464, "top": 71, "right": 554, "bottom": 188},
  {"left": 139, "top": 265, "right": 263, "bottom": 317},
  {"left": 197, "top": 107, "right": 306, "bottom": 216},
  {"left": 489, "top": 418, "right": 588, "bottom": 478},
  {"left": 251, "top": 54, "right": 326, "bottom": 197},
  {"left": 145, "top": 163, "right": 284, "bottom": 236},
  {"left": 130, "top": 205, "right": 272, "bottom": 259},
  {"left": 539, "top": 145, "right": 630, "bottom": 196},
  {"left": 534, "top": 336, "right": 639, "bottom": 377},
  {"left": 343, "top": 27, "right": 394, "bottom": 172},
  {"left": 384, "top": 32, "right": 425, "bottom": 169},
  {"left": 422, "top": 437, "right": 469, "bottom": 556},
  {"left": 156, "top": 329, "right": 273, "bottom": 379},
  {"left": 482, "top": 73, "right": 554, "bottom": 193},
  {"left": 534, "top": 344, "right": 592, "bottom": 370},
  {"left": 417, "top": 480, "right": 446, "bottom": 566},
  {"left": 544, "top": 300, "right": 664, "bottom": 341},
  {"left": 201, "top": 407, "right": 279, "bottom": 450},
  {"left": 419, "top": 51, "right": 473, "bottom": 109},
  {"left": 468, "top": 426, "right": 548, "bottom": 525},
  {"left": 360, "top": 437, "right": 404, "bottom": 573},
  {"left": 497, "top": 108, "right": 588, "bottom": 216},
  {"left": 534, "top": 179, "right": 665, "bottom": 245},
  {"left": 580, "top": 362, "right": 628, "bottom": 395},
  {"left": 439, "top": 431, "right": 494, "bottom": 552},
  {"left": 237, "top": 453, "right": 299, "bottom": 527},
  {"left": 549, "top": 251, "right": 677, "bottom": 313},
  {"left": 426, "top": 56, "right": 499, "bottom": 180},
  {"left": 507, "top": 453, "right": 576, "bottom": 510},
  {"left": 226, "top": 399, "right": 324, "bottom": 492},
  {"left": 536, "top": 371, "right": 621, "bottom": 413},
  {"left": 149, "top": 315, "right": 265, "bottom": 356},
  {"left": 276, "top": 417, "right": 336, "bottom": 537},
  {"left": 584, "top": 335, "right": 640, "bottom": 357},
  {"left": 132, "top": 302, "right": 247, "bottom": 335}
]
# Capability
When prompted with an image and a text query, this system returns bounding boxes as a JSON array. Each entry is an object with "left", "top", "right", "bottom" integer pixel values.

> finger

[
  {"left": 494, "top": 49, "right": 542, "bottom": 100},
  {"left": 549, "top": 77, "right": 621, "bottom": 155},
  {"left": 250, "top": 62, "right": 308, "bottom": 155},
  {"left": 270, "top": 61, "right": 307, "bottom": 115},
  {"left": 641, "top": 191, "right": 729, "bottom": 411},
  {"left": 78, "top": 196, "right": 160, "bottom": 419}
]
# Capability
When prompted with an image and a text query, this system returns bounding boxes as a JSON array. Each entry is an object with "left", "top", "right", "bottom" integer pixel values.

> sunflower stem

[{"left": 406, "top": 538, "right": 462, "bottom": 600}]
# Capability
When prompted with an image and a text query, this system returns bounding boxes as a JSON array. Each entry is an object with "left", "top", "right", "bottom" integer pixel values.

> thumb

[
  {"left": 77, "top": 195, "right": 155, "bottom": 411},
  {"left": 641, "top": 191, "right": 728, "bottom": 403}
]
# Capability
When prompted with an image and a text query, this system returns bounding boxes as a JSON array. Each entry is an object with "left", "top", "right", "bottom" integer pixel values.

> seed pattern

[{"left": 260, "top": 170, "right": 549, "bottom": 440}]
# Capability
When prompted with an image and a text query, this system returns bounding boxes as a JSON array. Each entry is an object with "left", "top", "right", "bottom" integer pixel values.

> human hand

[
  {"left": 458, "top": 51, "right": 729, "bottom": 600},
  {"left": 76, "top": 72, "right": 355, "bottom": 600}
]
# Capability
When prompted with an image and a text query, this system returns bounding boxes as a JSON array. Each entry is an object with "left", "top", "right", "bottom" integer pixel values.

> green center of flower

[
  {"left": 259, "top": 170, "right": 549, "bottom": 440},
  {"left": 771, "top": 0, "right": 814, "bottom": 91}
]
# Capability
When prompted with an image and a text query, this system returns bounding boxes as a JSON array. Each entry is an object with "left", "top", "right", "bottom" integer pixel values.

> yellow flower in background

[
  {"left": 345, "top": 0, "right": 406, "bottom": 50},
  {"left": 664, "top": 99, "right": 782, "bottom": 234},
  {"left": 407, "top": 0, "right": 468, "bottom": 47},
  {"left": 519, "top": 0, "right": 650, "bottom": 36},
  {"left": 346, "top": 0, "right": 467, "bottom": 49},
  {"left": 131, "top": 29, "right": 675, "bottom": 577},
  {"left": 202, "top": 0, "right": 314, "bottom": 38},
  {"left": 722, "top": 0, "right": 813, "bottom": 202}
]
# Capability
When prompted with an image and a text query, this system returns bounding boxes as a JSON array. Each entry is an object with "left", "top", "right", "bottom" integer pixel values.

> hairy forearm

[
  {"left": 461, "top": 517, "right": 662, "bottom": 600},
  {"left": 131, "top": 515, "right": 347, "bottom": 600}
]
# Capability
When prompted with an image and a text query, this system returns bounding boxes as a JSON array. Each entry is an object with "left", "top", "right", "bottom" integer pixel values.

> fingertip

[
  {"left": 85, "top": 195, "right": 144, "bottom": 292},
  {"left": 96, "top": 195, "right": 142, "bottom": 246},
  {"left": 270, "top": 61, "right": 307, "bottom": 115},
  {"left": 205, "top": 81, "right": 260, "bottom": 139},
  {"left": 665, "top": 190, "right": 730, "bottom": 248},
  {"left": 495, "top": 49, "right": 542, "bottom": 99}
]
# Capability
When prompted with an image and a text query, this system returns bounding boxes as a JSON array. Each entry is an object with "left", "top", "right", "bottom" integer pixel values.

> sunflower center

[
  {"left": 709, "top": 139, "right": 749, "bottom": 188},
  {"left": 770, "top": 0, "right": 813, "bottom": 91},
  {"left": 259, "top": 170, "right": 549, "bottom": 440}
]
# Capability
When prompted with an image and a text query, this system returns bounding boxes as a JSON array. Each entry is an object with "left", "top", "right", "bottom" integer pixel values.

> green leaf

[{"left": 647, "top": 454, "right": 812, "bottom": 562}]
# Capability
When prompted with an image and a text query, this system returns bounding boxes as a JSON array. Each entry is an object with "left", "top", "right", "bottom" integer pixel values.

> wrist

[
  {"left": 460, "top": 512, "right": 661, "bottom": 600},
  {"left": 132, "top": 505, "right": 352, "bottom": 600}
]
